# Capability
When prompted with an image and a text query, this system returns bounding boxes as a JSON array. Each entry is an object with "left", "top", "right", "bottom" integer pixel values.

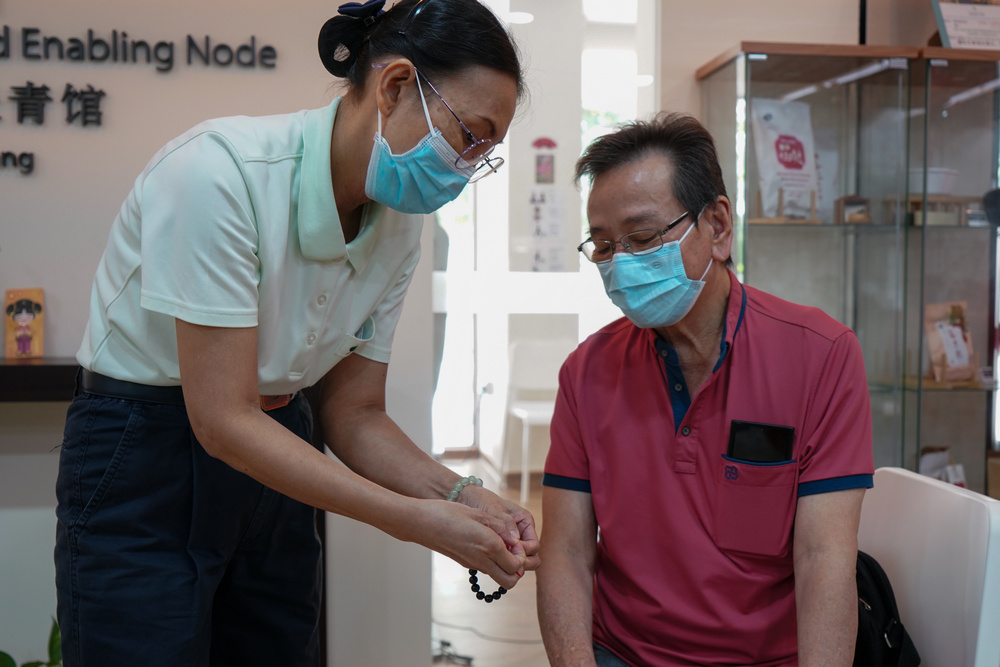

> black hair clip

[{"left": 338, "top": 0, "right": 387, "bottom": 25}]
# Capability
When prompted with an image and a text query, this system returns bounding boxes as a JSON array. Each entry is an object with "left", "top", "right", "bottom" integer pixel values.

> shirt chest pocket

[
  {"left": 333, "top": 315, "right": 376, "bottom": 358},
  {"left": 713, "top": 455, "right": 798, "bottom": 557}
]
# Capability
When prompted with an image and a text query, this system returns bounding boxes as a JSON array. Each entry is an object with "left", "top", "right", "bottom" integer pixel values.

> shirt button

[
  {"left": 660, "top": 349, "right": 669, "bottom": 358},
  {"left": 681, "top": 426, "right": 691, "bottom": 436},
  {"left": 306, "top": 333, "right": 317, "bottom": 345},
  {"left": 674, "top": 383, "right": 683, "bottom": 392},
  {"left": 317, "top": 294, "right": 328, "bottom": 305}
]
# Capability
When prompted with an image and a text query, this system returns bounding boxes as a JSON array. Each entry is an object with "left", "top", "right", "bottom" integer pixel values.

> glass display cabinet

[
  {"left": 698, "top": 43, "right": 919, "bottom": 475},
  {"left": 699, "top": 43, "right": 1000, "bottom": 494},
  {"left": 905, "top": 48, "right": 1000, "bottom": 494}
]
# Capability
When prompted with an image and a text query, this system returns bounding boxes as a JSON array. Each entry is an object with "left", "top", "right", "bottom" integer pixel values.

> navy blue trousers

[
  {"left": 595, "top": 643, "right": 633, "bottom": 667},
  {"left": 54, "top": 392, "right": 321, "bottom": 667}
]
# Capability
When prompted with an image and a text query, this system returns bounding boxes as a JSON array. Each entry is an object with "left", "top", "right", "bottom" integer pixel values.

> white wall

[
  {"left": 660, "top": 0, "right": 861, "bottom": 116},
  {"left": 0, "top": 1, "right": 431, "bottom": 663},
  {"left": 867, "top": 0, "right": 940, "bottom": 47}
]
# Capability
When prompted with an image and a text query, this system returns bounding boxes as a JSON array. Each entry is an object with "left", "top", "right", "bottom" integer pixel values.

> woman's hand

[
  {"left": 456, "top": 485, "right": 540, "bottom": 572},
  {"left": 404, "top": 498, "right": 531, "bottom": 590}
]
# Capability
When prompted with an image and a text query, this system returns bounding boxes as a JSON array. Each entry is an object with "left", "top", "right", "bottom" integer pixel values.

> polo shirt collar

[
  {"left": 298, "top": 96, "right": 385, "bottom": 269},
  {"left": 649, "top": 268, "right": 747, "bottom": 372},
  {"left": 715, "top": 269, "right": 748, "bottom": 371}
]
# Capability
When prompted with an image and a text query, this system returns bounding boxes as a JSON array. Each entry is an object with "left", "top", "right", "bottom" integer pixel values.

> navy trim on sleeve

[
  {"left": 798, "top": 474, "right": 873, "bottom": 497},
  {"left": 542, "top": 473, "right": 592, "bottom": 493}
]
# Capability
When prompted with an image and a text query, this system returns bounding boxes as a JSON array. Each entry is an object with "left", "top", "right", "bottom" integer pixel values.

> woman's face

[{"left": 380, "top": 64, "right": 518, "bottom": 160}]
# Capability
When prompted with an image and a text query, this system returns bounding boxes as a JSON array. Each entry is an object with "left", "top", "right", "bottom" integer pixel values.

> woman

[{"left": 54, "top": 0, "right": 536, "bottom": 664}]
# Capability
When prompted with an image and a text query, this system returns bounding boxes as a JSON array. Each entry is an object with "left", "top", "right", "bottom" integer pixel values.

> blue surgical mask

[
  {"left": 598, "top": 223, "right": 712, "bottom": 328},
  {"left": 364, "top": 75, "right": 476, "bottom": 214}
]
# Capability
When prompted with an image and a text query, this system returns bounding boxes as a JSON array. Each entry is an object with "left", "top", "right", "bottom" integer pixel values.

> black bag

[{"left": 853, "top": 550, "right": 921, "bottom": 667}]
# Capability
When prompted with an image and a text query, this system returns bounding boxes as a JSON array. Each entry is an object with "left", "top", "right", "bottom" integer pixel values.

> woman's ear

[{"left": 373, "top": 58, "right": 418, "bottom": 118}]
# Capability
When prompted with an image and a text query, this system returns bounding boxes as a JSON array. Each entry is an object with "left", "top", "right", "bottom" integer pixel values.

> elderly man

[{"left": 537, "top": 113, "right": 873, "bottom": 667}]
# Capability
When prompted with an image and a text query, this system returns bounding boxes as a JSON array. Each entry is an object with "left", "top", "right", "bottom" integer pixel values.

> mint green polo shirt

[{"left": 78, "top": 98, "right": 423, "bottom": 394}]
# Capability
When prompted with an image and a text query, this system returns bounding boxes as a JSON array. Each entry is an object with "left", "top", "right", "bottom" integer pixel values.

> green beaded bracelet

[{"left": 445, "top": 475, "right": 483, "bottom": 502}]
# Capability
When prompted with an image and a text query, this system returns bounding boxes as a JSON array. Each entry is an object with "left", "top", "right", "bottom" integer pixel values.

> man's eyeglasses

[{"left": 578, "top": 210, "right": 692, "bottom": 264}]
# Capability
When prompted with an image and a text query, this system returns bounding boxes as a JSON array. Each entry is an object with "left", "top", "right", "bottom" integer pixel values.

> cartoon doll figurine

[{"left": 6, "top": 298, "right": 43, "bottom": 357}]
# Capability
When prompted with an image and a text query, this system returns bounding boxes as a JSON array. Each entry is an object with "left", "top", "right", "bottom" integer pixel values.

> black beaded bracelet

[
  {"left": 444, "top": 476, "right": 507, "bottom": 604},
  {"left": 468, "top": 569, "right": 507, "bottom": 603}
]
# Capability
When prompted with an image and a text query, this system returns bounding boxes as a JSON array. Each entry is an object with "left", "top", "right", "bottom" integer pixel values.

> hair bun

[
  {"left": 318, "top": 16, "right": 361, "bottom": 77},
  {"left": 318, "top": 0, "right": 388, "bottom": 77}
]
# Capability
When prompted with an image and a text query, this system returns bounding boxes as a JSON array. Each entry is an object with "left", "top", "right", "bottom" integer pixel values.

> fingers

[
  {"left": 515, "top": 513, "right": 540, "bottom": 557},
  {"left": 478, "top": 514, "right": 528, "bottom": 588},
  {"left": 465, "top": 486, "right": 522, "bottom": 545},
  {"left": 495, "top": 503, "right": 522, "bottom": 545},
  {"left": 481, "top": 497, "right": 541, "bottom": 573},
  {"left": 442, "top": 490, "right": 542, "bottom": 586}
]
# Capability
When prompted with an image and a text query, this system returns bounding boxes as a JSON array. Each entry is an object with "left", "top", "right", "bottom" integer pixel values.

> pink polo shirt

[{"left": 543, "top": 272, "right": 874, "bottom": 666}]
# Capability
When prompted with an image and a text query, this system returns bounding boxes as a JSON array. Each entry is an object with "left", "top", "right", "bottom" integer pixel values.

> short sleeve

[
  {"left": 138, "top": 131, "right": 261, "bottom": 328},
  {"left": 797, "top": 330, "right": 875, "bottom": 496},
  {"left": 544, "top": 354, "right": 593, "bottom": 492}
]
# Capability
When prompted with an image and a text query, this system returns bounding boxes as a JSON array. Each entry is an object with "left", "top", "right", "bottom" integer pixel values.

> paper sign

[{"left": 936, "top": 321, "right": 970, "bottom": 368}]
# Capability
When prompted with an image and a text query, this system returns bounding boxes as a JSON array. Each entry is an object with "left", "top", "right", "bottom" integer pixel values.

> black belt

[
  {"left": 78, "top": 369, "right": 295, "bottom": 411},
  {"left": 79, "top": 369, "right": 185, "bottom": 405}
]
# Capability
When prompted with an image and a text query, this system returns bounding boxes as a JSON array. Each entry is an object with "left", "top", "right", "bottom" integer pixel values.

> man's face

[{"left": 586, "top": 153, "right": 697, "bottom": 262}]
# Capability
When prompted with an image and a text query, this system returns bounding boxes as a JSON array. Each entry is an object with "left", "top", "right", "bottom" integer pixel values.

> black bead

[
  {"left": 484, "top": 595, "right": 493, "bottom": 603},
  {"left": 498, "top": 587, "right": 507, "bottom": 594},
  {"left": 471, "top": 584, "right": 480, "bottom": 592},
  {"left": 469, "top": 575, "right": 478, "bottom": 584},
  {"left": 476, "top": 591, "right": 486, "bottom": 600},
  {"left": 468, "top": 569, "right": 477, "bottom": 576}
]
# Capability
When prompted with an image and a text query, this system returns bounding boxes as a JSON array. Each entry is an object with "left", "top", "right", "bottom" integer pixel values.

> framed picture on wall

[{"left": 931, "top": 0, "right": 1000, "bottom": 49}]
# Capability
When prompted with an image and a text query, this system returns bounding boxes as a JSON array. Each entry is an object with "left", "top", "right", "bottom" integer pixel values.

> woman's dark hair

[
  {"left": 575, "top": 112, "right": 728, "bottom": 220},
  {"left": 319, "top": 0, "right": 524, "bottom": 102}
]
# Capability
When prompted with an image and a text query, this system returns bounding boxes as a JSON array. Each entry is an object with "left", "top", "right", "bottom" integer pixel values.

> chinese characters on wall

[{"left": 0, "top": 25, "right": 278, "bottom": 176}]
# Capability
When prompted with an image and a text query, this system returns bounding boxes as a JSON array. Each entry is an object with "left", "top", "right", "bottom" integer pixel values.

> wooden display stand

[
  {"left": 749, "top": 188, "right": 820, "bottom": 224},
  {"left": 886, "top": 194, "right": 983, "bottom": 226},
  {"left": 902, "top": 350, "right": 989, "bottom": 390}
]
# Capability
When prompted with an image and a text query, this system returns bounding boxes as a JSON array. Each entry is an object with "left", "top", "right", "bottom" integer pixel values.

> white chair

[
  {"left": 501, "top": 339, "right": 577, "bottom": 505},
  {"left": 857, "top": 467, "right": 1000, "bottom": 667}
]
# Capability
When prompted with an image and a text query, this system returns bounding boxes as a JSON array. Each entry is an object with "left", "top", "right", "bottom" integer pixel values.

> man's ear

[
  {"left": 707, "top": 196, "right": 734, "bottom": 263},
  {"left": 373, "top": 58, "right": 418, "bottom": 118}
]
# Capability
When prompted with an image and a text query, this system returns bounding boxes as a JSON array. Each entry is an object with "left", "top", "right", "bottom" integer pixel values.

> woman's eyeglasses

[{"left": 412, "top": 68, "right": 503, "bottom": 182}]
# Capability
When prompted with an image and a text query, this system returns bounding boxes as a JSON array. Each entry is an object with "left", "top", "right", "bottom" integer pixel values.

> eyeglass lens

[{"left": 582, "top": 229, "right": 670, "bottom": 263}]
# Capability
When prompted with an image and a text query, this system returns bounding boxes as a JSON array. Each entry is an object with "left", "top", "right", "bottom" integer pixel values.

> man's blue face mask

[
  {"left": 597, "top": 222, "right": 712, "bottom": 329},
  {"left": 364, "top": 75, "right": 475, "bottom": 215}
]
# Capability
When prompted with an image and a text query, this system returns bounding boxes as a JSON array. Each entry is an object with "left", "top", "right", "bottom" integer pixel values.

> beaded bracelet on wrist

[
  {"left": 446, "top": 475, "right": 483, "bottom": 501},
  {"left": 446, "top": 476, "right": 508, "bottom": 604}
]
